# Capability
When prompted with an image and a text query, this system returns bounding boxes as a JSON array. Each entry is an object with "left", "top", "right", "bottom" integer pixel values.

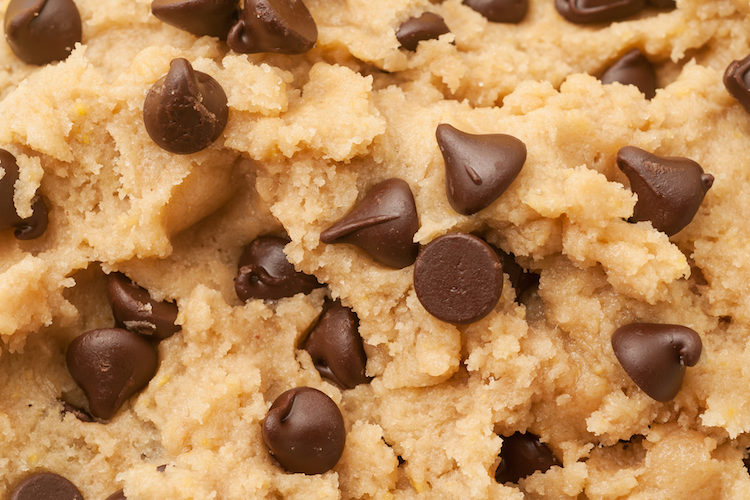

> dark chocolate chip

[
  {"left": 413, "top": 233, "right": 503, "bottom": 324},
  {"left": 493, "top": 247, "right": 539, "bottom": 302},
  {"left": 107, "top": 272, "right": 179, "bottom": 340},
  {"left": 235, "top": 235, "right": 321, "bottom": 301},
  {"left": 436, "top": 124, "right": 526, "bottom": 215},
  {"left": 555, "top": 0, "right": 645, "bottom": 24},
  {"left": 744, "top": 453, "right": 750, "bottom": 474},
  {"left": 0, "top": 150, "right": 48, "bottom": 240},
  {"left": 647, "top": 0, "right": 675, "bottom": 8},
  {"left": 9, "top": 472, "right": 83, "bottom": 500},
  {"left": 151, "top": 0, "right": 238, "bottom": 39},
  {"left": 616, "top": 146, "right": 713, "bottom": 236},
  {"left": 396, "top": 13, "right": 450, "bottom": 51},
  {"left": 462, "top": 0, "right": 528, "bottom": 23},
  {"left": 612, "top": 323, "right": 702, "bottom": 401},
  {"left": 227, "top": 0, "right": 317, "bottom": 54},
  {"left": 105, "top": 490, "right": 127, "bottom": 500},
  {"left": 495, "top": 432, "right": 561, "bottom": 484},
  {"left": 723, "top": 54, "right": 750, "bottom": 114},
  {"left": 600, "top": 49, "right": 656, "bottom": 99},
  {"left": 14, "top": 195, "right": 48, "bottom": 240},
  {"left": 156, "top": 464, "right": 167, "bottom": 472},
  {"left": 320, "top": 178, "right": 420, "bottom": 269},
  {"left": 66, "top": 328, "right": 159, "bottom": 420},
  {"left": 4, "top": 0, "right": 82, "bottom": 65},
  {"left": 302, "top": 299, "right": 369, "bottom": 389},
  {"left": 262, "top": 386, "right": 346, "bottom": 474},
  {"left": 60, "top": 400, "right": 94, "bottom": 422},
  {"left": 143, "top": 58, "right": 228, "bottom": 155}
]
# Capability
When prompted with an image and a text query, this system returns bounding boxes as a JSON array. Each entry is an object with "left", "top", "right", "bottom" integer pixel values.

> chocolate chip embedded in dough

[
  {"left": 227, "top": 0, "right": 317, "bottom": 54},
  {"left": 723, "top": 54, "right": 750, "bottom": 114},
  {"left": 60, "top": 400, "right": 94, "bottom": 422},
  {"left": 9, "top": 472, "right": 83, "bottom": 500},
  {"left": 436, "top": 124, "right": 526, "bottom": 215},
  {"left": 14, "top": 195, "right": 48, "bottom": 240},
  {"left": 600, "top": 49, "right": 656, "bottom": 99},
  {"left": 396, "top": 13, "right": 450, "bottom": 51},
  {"left": 156, "top": 464, "right": 167, "bottom": 472},
  {"left": 66, "top": 328, "right": 159, "bottom": 420},
  {"left": 413, "top": 233, "right": 503, "bottom": 324},
  {"left": 106, "top": 272, "right": 179, "bottom": 340},
  {"left": 493, "top": 247, "right": 539, "bottom": 302},
  {"left": 261, "top": 387, "right": 346, "bottom": 474},
  {"left": 462, "top": 0, "right": 528, "bottom": 23},
  {"left": 554, "top": 0, "right": 645, "bottom": 24},
  {"left": 612, "top": 323, "right": 702, "bottom": 402},
  {"left": 0, "top": 149, "right": 48, "bottom": 240},
  {"left": 105, "top": 490, "right": 127, "bottom": 500},
  {"left": 320, "top": 178, "right": 420, "bottom": 269},
  {"left": 616, "top": 146, "right": 714, "bottom": 236},
  {"left": 495, "top": 432, "right": 561, "bottom": 484},
  {"left": 302, "top": 299, "right": 369, "bottom": 389},
  {"left": 151, "top": 0, "right": 238, "bottom": 38},
  {"left": 143, "top": 58, "right": 228, "bottom": 155},
  {"left": 647, "top": 0, "right": 675, "bottom": 8},
  {"left": 4, "top": 0, "right": 82, "bottom": 65}
]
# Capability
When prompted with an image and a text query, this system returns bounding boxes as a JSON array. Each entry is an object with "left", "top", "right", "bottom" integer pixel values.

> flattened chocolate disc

[{"left": 10, "top": 472, "right": 83, "bottom": 500}]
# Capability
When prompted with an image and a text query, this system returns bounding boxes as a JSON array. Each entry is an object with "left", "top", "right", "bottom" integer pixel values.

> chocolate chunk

[
  {"left": 143, "top": 58, "right": 228, "bottom": 154},
  {"left": 10, "top": 472, "right": 83, "bottom": 500},
  {"left": 436, "top": 124, "right": 526, "bottom": 215},
  {"left": 495, "top": 432, "right": 561, "bottom": 484},
  {"left": 494, "top": 247, "right": 539, "bottom": 302},
  {"left": 413, "top": 233, "right": 503, "bottom": 324},
  {"left": 262, "top": 386, "right": 346, "bottom": 474},
  {"left": 616, "top": 146, "right": 713, "bottom": 236},
  {"left": 235, "top": 235, "right": 321, "bottom": 301},
  {"left": 4, "top": 0, "right": 82, "bottom": 65},
  {"left": 723, "top": 54, "right": 750, "bottom": 114},
  {"left": 612, "top": 323, "right": 702, "bottom": 401},
  {"left": 302, "top": 299, "right": 369, "bottom": 389},
  {"left": 647, "top": 0, "right": 675, "bottom": 8},
  {"left": 555, "top": 0, "right": 645, "bottom": 24},
  {"left": 227, "top": 0, "right": 317, "bottom": 54},
  {"left": 151, "top": 0, "right": 238, "bottom": 38},
  {"left": 600, "top": 49, "right": 656, "bottom": 99},
  {"left": 66, "top": 328, "right": 159, "bottom": 420},
  {"left": 396, "top": 13, "right": 450, "bottom": 51},
  {"left": 107, "top": 272, "right": 179, "bottom": 340},
  {"left": 320, "top": 178, "right": 420, "bottom": 269},
  {"left": 60, "top": 401, "right": 94, "bottom": 422},
  {"left": 105, "top": 490, "right": 127, "bottom": 500},
  {"left": 462, "top": 0, "right": 528, "bottom": 23},
  {"left": 0, "top": 149, "right": 48, "bottom": 240}
]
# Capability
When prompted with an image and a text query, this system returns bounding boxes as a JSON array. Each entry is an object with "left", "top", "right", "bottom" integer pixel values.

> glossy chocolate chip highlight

[
  {"left": 262, "top": 387, "right": 346, "bottom": 474},
  {"left": 723, "top": 54, "right": 750, "bottom": 114},
  {"left": 612, "top": 323, "right": 702, "bottom": 401},
  {"left": 4, "top": 0, "right": 82, "bottom": 65},
  {"left": 616, "top": 146, "right": 713, "bottom": 236},
  {"left": 495, "top": 432, "right": 560, "bottom": 484},
  {"left": 151, "top": 0, "right": 238, "bottom": 38},
  {"left": 0, "top": 149, "right": 48, "bottom": 240},
  {"left": 555, "top": 0, "right": 645, "bottom": 24},
  {"left": 10, "top": 472, "right": 83, "bottom": 500},
  {"left": 227, "top": 0, "right": 317, "bottom": 54},
  {"left": 143, "top": 58, "right": 228, "bottom": 154},
  {"left": 320, "top": 178, "right": 420, "bottom": 269},
  {"left": 463, "top": 0, "right": 528, "bottom": 23},
  {"left": 396, "top": 13, "right": 450, "bottom": 51},
  {"left": 600, "top": 49, "right": 656, "bottom": 99},
  {"left": 107, "top": 272, "right": 179, "bottom": 339}
]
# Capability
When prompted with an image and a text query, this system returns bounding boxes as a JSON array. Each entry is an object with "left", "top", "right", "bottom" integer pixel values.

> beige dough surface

[{"left": 1, "top": 0, "right": 750, "bottom": 498}]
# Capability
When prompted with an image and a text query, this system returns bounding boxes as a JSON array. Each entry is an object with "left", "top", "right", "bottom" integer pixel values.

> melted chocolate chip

[
  {"left": 555, "top": 0, "right": 645, "bottom": 24},
  {"left": 9, "top": 472, "right": 83, "bottom": 500},
  {"left": 235, "top": 235, "right": 321, "bottom": 301},
  {"left": 0, "top": 149, "right": 48, "bottom": 240},
  {"left": 105, "top": 490, "right": 127, "bottom": 500},
  {"left": 227, "top": 0, "right": 317, "bottom": 54},
  {"left": 723, "top": 54, "right": 750, "bottom": 114},
  {"left": 320, "top": 178, "right": 420, "bottom": 269},
  {"left": 143, "top": 58, "right": 228, "bottom": 154},
  {"left": 396, "top": 13, "right": 450, "bottom": 51},
  {"left": 612, "top": 323, "right": 702, "bottom": 401},
  {"left": 414, "top": 233, "right": 503, "bottom": 324},
  {"left": 262, "top": 387, "right": 346, "bottom": 474},
  {"left": 151, "top": 0, "right": 238, "bottom": 38},
  {"left": 616, "top": 146, "right": 713, "bottom": 236},
  {"left": 66, "top": 328, "right": 159, "bottom": 420},
  {"left": 107, "top": 272, "right": 179, "bottom": 340},
  {"left": 302, "top": 299, "right": 369, "bottom": 389},
  {"left": 600, "top": 49, "right": 656, "bottom": 99},
  {"left": 4, "top": 0, "right": 82, "bottom": 65},
  {"left": 495, "top": 432, "right": 560, "bottom": 484},
  {"left": 60, "top": 401, "right": 94, "bottom": 422},
  {"left": 463, "top": 0, "right": 528, "bottom": 23},
  {"left": 436, "top": 124, "right": 526, "bottom": 215}
]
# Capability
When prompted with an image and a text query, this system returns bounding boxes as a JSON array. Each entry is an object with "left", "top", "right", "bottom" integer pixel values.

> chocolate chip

[
  {"left": 105, "top": 490, "right": 127, "bottom": 500},
  {"left": 9, "top": 472, "right": 83, "bottom": 500},
  {"left": 413, "top": 233, "right": 503, "bottom": 324},
  {"left": 302, "top": 299, "right": 369, "bottom": 389},
  {"left": 0, "top": 149, "right": 48, "bottom": 240},
  {"left": 723, "top": 54, "right": 750, "bottom": 114},
  {"left": 494, "top": 247, "right": 539, "bottom": 302},
  {"left": 495, "top": 432, "right": 560, "bottom": 484},
  {"left": 235, "top": 235, "right": 321, "bottom": 301},
  {"left": 647, "top": 0, "right": 675, "bottom": 8},
  {"left": 555, "top": 0, "right": 645, "bottom": 24},
  {"left": 616, "top": 146, "right": 713, "bottom": 236},
  {"left": 262, "top": 387, "right": 346, "bottom": 474},
  {"left": 600, "top": 49, "right": 656, "bottom": 99},
  {"left": 436, "top": 124, "right": 526, "bottom": 215},
  {"left": 462, "top": 0, "right": 528, "bottom": 23},
  {"left": 107, "top": 272, "right": 179, "bottom": 340},
  {"left": 151, "top": 0, "right": 238, "bottom": 38},
  {"left": 744, "top": 453, "right": 750, "bottom": 474},
  {"left": 60, "top": 401, "right": 94, "bottom": 422},
  {"left": 612, "top": 323, "right": 702, "bottom": 401},
  {"left": 320, "top": 178, "right": 420, "bottom": 269},
  {"left": 156, "top": 464, "right": 167, "bottom": 472},
  {"left": 143, "top": 58, "right": 228, "bottom": 155},
  {"left": 66, "top": 328, "right": 159, "bottom": 420},
  {"left": 4, "top": 0, "right": 82, "bottom": 65},
  {"left": 14, "top": 195, "right": 48, "bottom": 240},
  {"left": 227, "top": 0, "right": 317, "bottom": 54},
  {"left": 396, "top": 13, "right": 450, "bottom": 51}
]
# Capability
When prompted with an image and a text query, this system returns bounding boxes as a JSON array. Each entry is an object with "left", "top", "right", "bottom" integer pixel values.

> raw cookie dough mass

[{"left": 1, "top": 0, "right": 750, "bottom": 498}]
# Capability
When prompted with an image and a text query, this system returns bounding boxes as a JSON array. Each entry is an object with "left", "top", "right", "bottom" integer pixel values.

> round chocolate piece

[
  {"left": 227, "top": 0, "right": 317, "bottom": 54},
  {"left": 10, "top": 472, "right": 83, "bottom": 500},
  {"left": 4, "top": 0, "right": 82, "bottom": 65}
]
